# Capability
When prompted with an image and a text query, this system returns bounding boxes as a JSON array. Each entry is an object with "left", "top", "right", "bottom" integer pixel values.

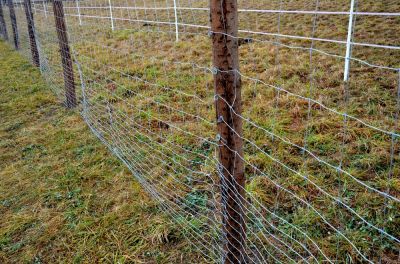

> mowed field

[
  {"left": 1, "top": 0, "right": 399, "bottom": 263},
  {"left": 0, "top": 42, "right": 203, "bottom": 263}
]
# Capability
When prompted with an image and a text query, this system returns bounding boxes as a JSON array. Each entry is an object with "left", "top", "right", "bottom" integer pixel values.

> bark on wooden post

[
  {"left": 0, "top": 0, "right": 8, "bottom": 40},
  {"left": 23, "top": 0, "right": 39, "bottom": 67},
  {"left": 52, "top": 0, "right": 76, "bottom": 108},
  {"left": 8, "top": 0, "right": 19, "bottom": 49},
  {"left": 210, "top": 0, "right": 246, "bottom": 263}
]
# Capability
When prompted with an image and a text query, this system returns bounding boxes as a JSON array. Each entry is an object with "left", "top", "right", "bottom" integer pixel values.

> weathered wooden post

[
  {"left": 8, "top": 0, "right": 19, "bottom": 49},
  {"left": 210, "top": 0, "right": 246, "bottom": 263},
  {"left": 52, "top": 0, "right": 76, "bottom": 108},
  {"left": 0, "top": 0, "right": 8, "bottom": 40},
  {"left": 23, "top": 0, "right": 39, "bottom": 67}
]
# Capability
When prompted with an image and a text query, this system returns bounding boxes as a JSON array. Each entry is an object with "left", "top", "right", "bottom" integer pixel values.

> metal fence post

[
  {"left": 172, "top": 0, "right": 178, "bottom": 42},
  {"left": 108, "top": 0, "right": 114, "bottom": 30},
  {"left": 75, "top": 0, "right": 81, "bottom": 25},
  {"left": 43, "top": 1, "right": 48, "bottom": 18},
  {"left": 52, "top": 0, "right": 76, "bottom": 108},
  {"left": 0, "top": 0, "right": 8, "bottom": 40},
  {"left": 8, "top": 0, "right": 19, "bottom": 49},
  {"left": 344, "top": 0, "right": 356, "bottom": 82},
  {"left": 210, "top": 0, "right": 246, "bottom": 263},
  {"left": 23, "top": 0, "right": 39, "bottom": 67}
]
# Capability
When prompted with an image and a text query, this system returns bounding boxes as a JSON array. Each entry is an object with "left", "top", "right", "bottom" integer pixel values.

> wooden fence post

[
  {"left": 8, "top": 0, "right": 19, "bottom": 49},
  {"left": 0, "top": 0, "right": 8, "bottom": 40},
  {"left": 52, "top": 0, "right": 76, "bottom": 108},
  {"left": 23, "top": 0, "right": 39, "bottom": 67},
  {"left": 210, "top": 0, "right": 246, "bottom": 263}
]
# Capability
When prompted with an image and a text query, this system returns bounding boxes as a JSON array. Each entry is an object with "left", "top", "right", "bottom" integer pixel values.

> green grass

[
  {"left": 1, "top": 1, "right": 400, "bottom": 262},
  {"left": 0, "top": 41, "right": 202, "bottom": 263}
]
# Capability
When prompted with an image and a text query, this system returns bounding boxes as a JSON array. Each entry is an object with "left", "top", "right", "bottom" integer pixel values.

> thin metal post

[
  {"left": 8, "top": 0, "right": 19, "bottom": 49},
  {"left": 0, "top": 0, "right": 8, "bottom": 40},
  {"left": 43, "top": 1, "right": 47, "bottom": 18},
  {"left": 108, "top": 0, "right": 114, "bottom": 30},
  {"left": 75, "top": 0, "right": 81, "bottom": 25},
  {"left": 52, "top": 0, "right": 76, "bottom": 108},
  {"left": 172, "top": 0, "right": 178, "bottom": 41},
  {"left": 210, "top": 0, "right": 246, "bottom": 263},
  {"left": 344, "top": 0, "right": 355, "bottom": 82},
  {"left": 24, "top": 0, "right": 40, "bottom": 67}
]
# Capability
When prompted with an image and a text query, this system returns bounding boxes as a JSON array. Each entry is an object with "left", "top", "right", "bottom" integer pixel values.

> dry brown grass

[
  {"left": 0, "top": 42, "right": 204, "bottom": 263},
  {"left": 1, "top": 0, "right": 399, "bottom": 262}
]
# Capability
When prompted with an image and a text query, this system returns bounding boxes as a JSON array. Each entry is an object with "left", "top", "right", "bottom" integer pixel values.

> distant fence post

[
  {"left": 108, "top": 0, "right": 114, "bottom": 30},
  {"left": 23, "top": 0, "right": 40, "bottom": 67},
  {"left": 172, "top": 0, "right": 178, "bottom": 41},
  {"left": 8, "top": 0, "right": 19, "bottom": 49},
  {"left": 75, "top": 0, "right": 81, "bottom": 25},
  {"left": 210, "top": 0, "right": 246, "bottom": 263},
  {"left": 52, "top": 0, "right": 76, "bottom": 108},
  {"left": 43, "top": 1, "right": 48, "bottom": 18},
  {"left": 0, "top": 0, "right": 8, "bottom": 40}
]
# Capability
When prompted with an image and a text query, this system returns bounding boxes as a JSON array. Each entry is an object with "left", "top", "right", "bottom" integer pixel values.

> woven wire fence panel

[{"left": 4, "top": 0, "right": 399, "bottom": 263}]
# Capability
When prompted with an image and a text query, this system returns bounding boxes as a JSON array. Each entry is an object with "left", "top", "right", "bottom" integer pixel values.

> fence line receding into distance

[{"left": 0, "top": 0, "right": 399, "bottom": 263}]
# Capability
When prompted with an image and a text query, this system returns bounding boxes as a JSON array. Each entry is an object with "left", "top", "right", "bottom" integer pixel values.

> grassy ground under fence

[{"left": 0, "top": 41, "right": 200, "bottom": 263}]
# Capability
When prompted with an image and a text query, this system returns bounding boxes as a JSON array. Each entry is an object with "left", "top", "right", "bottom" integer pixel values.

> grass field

[
  {"left": 1, "top": 0, "right": 399, "bottom": 263},
  {"left": 0, "top": 41, "right": 203, "bottom": 263}
]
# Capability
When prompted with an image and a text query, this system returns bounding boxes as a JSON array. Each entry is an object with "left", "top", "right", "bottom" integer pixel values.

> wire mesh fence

[{"left": 0, "top": 0, "right": 399, "bottom": 263}]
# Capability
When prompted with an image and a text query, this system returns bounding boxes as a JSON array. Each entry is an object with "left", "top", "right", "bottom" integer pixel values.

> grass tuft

[{"left": 0, "top": 41, "right": 200, "bottom": 263}]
